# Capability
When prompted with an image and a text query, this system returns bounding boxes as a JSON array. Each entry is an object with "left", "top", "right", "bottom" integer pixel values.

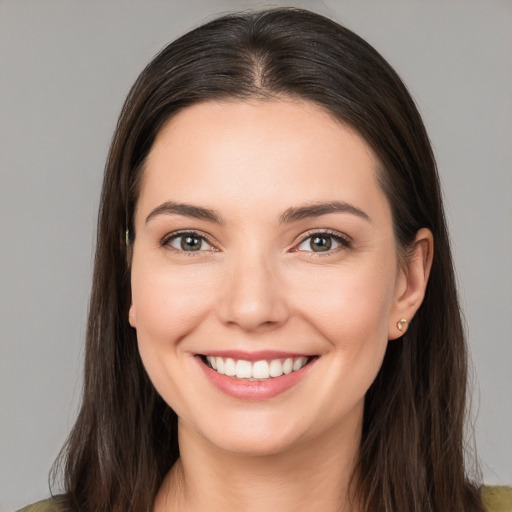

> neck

[{"left": 154, "top": 418, "right": 362, "bottom": 512}]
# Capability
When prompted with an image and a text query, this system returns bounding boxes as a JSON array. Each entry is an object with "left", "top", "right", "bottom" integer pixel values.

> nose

[{"left": 216, "top": 251, "right": 290, "bottom": 332}]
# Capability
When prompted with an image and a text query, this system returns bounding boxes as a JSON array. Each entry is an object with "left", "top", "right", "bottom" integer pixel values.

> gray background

[{"left": 1, "top": 0, "right": 510, "bottom": 510}]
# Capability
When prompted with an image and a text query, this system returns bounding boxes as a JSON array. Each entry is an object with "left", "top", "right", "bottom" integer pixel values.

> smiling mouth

[{"left": 199, "top": 355, "right": 315, "bottom": 381}]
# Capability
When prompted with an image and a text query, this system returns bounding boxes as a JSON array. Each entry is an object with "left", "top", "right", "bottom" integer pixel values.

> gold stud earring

[{"left": 397, "top": 318, "right": 408, "bottom": 332}]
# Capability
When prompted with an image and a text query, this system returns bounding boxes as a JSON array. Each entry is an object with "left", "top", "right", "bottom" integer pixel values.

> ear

[
  {"left": 388, "top": 228, "right": 433, "bottom": 340},
  {"left": 129, "top": 300, "right": 137, "bottom": 328}
]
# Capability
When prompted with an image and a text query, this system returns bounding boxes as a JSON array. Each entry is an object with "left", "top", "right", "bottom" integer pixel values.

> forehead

[{"left": 136, "top": 99, "right": 389, "bottom": 223}]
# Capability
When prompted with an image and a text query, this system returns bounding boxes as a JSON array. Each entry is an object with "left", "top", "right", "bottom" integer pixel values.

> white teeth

[
  {"left": 235, "top": 360, "right": 252, "bottom": 379},
  {"left": 283, "top": 358, "right": 293, "bottom": 374},
  {"left": 269, "top": 359, "right": 283, "bottom": 377},
  {"left": 224, "top": 358, "right": 236, "bottom": 376},
  {"left": 253, "top": 360, "right": 270, "bottom": 379},
  {"left": 205, "top": 355, "right": 310, "bottom": 380},
  {"left": 293, "top": 357, "right": 308, "bottom": 371}
]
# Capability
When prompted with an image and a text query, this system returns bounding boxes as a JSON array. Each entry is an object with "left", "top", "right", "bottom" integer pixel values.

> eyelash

[
  {"left": 161, "top": 230, "right": 218, "bottom": 255},
  {"left": 292, "top": 229, "right": 352, "bottom": 256},
  {"left": 161, "top": 229, "right": 352, "bottom": 256}
]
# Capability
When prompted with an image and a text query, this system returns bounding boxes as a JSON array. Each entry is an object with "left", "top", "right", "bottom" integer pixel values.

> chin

[
  {"left": 183, "top": 409, "right": 310, "bottom": 458},
  {"left": 209, "top": 431, "right": 301, "bottom": 457}
]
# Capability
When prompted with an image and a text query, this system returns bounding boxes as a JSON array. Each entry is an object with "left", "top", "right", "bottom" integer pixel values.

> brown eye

[
  {"left": 309, "top": 235, "right": 333, "bottom": 252},
  {"left": 164, "top": 232, "right": 214, "bottom": 252},
  {"left": 295, "top": 231, "right": 351, "bottom": 253},
  {"left": 180, "top": 235, "right": 203, "bottom": 251}
]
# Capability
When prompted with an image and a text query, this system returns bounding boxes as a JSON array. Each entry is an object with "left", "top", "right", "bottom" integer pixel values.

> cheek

[
  {"left": 291, "top": 258, "right": 396, "bottom": 408},
  {"left": 130, "top": 263, "right": 218, "bottom": 413},
  {"left": 131, "top": 263, "right": 215, "bottom": 342},
  {"left": 294, "top": 259, "right": 396, "bottom": 346}
]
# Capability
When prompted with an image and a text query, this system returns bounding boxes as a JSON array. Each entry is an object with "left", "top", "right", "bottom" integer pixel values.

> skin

[{"left": 129, "top": 99, "right": 433, "bottom": 512}]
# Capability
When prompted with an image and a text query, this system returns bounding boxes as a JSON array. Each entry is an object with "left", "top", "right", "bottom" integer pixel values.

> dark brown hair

[{"left": 51, "top": 8, "right": 483, "bottom": 512}]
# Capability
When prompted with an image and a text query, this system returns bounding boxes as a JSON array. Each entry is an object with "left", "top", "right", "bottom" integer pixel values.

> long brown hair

[{"left": 51, "top": 8, "right": 483, "bottom": 512}]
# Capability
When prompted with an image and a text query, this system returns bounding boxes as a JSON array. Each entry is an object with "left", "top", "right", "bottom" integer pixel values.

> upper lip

[{"left": 198, "top": 350, "right": 314, "bottom": 362}]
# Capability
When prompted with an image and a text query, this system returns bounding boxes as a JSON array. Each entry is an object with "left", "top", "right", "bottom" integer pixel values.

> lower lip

[{"left": 196, "top": 356, "right": 317, "bottom": 401}]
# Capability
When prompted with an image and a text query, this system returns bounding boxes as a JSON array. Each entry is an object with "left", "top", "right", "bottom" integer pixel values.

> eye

[
  {"left": 162, "top": 231, "right": 216, "bottom": 253},
  {"left": 294, "top": 231, "right": 351, "bottom": 253}
]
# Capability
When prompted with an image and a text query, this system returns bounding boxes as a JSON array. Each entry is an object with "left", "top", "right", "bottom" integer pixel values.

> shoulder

[
  {"left": 482, "top": 486, "right": 512, "bottom": 512},
  {"left": 16, "top": 488, "right": 512, "bottom": 512},
  {"left": 15, "top": 498, "right": 63, "bottom": 512}
]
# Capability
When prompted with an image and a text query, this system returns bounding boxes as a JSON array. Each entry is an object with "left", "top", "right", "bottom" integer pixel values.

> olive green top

[
  {"left": 16, "top": 501, "right": 59, "bottom": 512},
  {"left": 16, "top": 486, "right": 512, "bottom": 512},
  {"left": 482, "top": 486, "right": 512, "bottom": 512}
]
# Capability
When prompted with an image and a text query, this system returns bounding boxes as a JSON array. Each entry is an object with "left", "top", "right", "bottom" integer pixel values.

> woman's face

[{"left": 129, "top": 99, "right": 413, "bottom": 456}]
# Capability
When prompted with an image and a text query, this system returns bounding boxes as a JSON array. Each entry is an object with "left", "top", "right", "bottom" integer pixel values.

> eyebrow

[
  {"left": 145, "top": 200, "right": 370, "bottom": 225},
  {"left": 278, "top": 201, "right": 371, "bottom": 224},
  {"left": 145, "top": 201, "right": 225, "bottom": 225}
]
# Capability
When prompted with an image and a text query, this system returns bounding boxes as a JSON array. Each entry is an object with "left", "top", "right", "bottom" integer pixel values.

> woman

[{"left": 18, "top": 7, "right": 510, "bottom": 512}]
